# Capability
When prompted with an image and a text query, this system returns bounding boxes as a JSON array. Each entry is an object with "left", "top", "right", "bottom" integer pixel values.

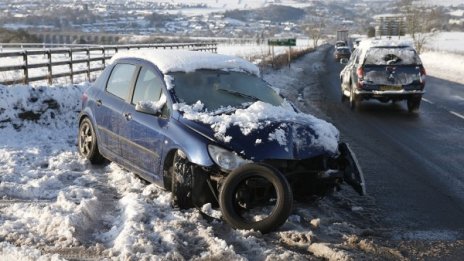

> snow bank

[
  {"left": 0, "top": 83, "right": 85, "bottom": 131},
  {"left": 420, "top": 51, "right": 464, "bottom": 85},
  {"left": 109, "top": 49, "right": 260, "bottom": 76}
]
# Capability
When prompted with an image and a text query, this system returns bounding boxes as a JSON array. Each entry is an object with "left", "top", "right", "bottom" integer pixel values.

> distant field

[{"left": 425, "top": 32, "right": 464, "bottom": 53}]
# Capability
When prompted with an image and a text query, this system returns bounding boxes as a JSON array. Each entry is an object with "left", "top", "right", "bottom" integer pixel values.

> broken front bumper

[{"left": 338, "top": 142, "right": 366, "bottom": 195}]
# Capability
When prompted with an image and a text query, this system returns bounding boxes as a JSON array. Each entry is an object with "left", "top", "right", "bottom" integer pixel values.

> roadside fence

[{"left": 0, "top": 42, "right": 217, "bottom": 85}]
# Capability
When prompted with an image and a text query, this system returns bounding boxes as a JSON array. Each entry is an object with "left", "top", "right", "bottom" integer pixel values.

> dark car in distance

[
  {"left": 78, "top": 50, "right": 365, "bottom": 233},
  {"left": 334, "top": 46, "right": 352, "bottom": 61},
  {"left": 340, "top": 40, "right": 426, "bottom": 112}
]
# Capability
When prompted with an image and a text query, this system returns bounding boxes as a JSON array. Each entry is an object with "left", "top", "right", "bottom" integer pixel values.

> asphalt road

[{"left": 315, "top": 48, "right": 464, "bottom": 240}]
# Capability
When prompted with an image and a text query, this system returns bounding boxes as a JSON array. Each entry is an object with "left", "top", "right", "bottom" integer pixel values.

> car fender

[{"left": 161, "top": 118, "right": 215, "bottom": 168}]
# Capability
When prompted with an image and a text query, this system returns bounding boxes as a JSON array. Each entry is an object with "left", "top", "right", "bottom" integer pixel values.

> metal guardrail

[{"left": 0, "top": 42, "right": 217, "bottom": 85}]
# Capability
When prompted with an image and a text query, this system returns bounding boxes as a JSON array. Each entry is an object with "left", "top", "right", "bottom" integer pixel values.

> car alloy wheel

[
  {"left": 78, "top": 118, "right": 104, "bottom": 164},
  {"left": 219, "top": 163, "right": 293, "bottom": 234}
]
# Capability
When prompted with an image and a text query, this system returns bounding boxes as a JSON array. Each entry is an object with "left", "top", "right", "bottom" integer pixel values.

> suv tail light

[
  {"left": 419, "top": 66, "right": 426, "bottom": 88},
  {"left": 356, "top": 67, "right": 364, "bottom": 88}
]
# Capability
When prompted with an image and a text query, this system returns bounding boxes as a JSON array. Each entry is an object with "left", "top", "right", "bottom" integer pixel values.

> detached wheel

[
  {"left": 171, "top": 152, "right": 194, "bottom": 209},
  {"left": 219, "top": 163, "right": 293, "bottom": 234},
  {"left": 407, "top": 97, "right": 421, "bottom": 113},
  {"left": 78, "top": 118, "right": 104, "bottom": 164}
]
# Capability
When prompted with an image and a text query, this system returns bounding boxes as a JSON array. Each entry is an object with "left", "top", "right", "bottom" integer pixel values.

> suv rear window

[{"left": 364, "top": 47, "right": 421, "bottom": 65}]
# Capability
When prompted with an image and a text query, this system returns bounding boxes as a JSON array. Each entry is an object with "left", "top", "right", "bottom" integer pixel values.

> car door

[
  {"left": 120, "top": 66, "right": 169, "bottom": 183},
  {"left": 95, "top": 63, "right": 138, "bottom": 159}
]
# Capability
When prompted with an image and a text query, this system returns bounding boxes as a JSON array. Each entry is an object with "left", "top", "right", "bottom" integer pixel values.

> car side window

[
  {"left": 132, "top": 68, "right": 164, "bottom": 104},
  {"left": 106, "top": 63, "right": 138, "bottom": 100}
]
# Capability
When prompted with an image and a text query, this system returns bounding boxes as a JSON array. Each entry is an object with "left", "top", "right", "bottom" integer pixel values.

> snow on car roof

[
  {"left": 109, "top": 49, "right": 260, "bottom": 76},
  {"left": 358, "top": 38, "right": 414, "bottom": 49}
]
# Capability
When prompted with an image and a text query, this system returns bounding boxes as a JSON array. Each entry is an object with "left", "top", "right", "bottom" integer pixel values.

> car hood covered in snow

[{"left": 175, "top": 101, "right": 340, "bottom": 161}]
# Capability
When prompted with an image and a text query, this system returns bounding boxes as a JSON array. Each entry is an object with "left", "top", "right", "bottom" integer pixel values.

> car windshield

[
  {"left": 364, "top": 47, "right": 421, "bottom": 65},
  {"left": 168, "top": 70, "right": 283, "bottom": 111}
]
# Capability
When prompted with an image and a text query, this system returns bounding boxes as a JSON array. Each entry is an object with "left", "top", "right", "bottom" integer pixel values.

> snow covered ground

[
  {"left": 217, "top": 38, "right": 317, "bottom": 61},
  {"left": 420, "top": 31, "right": 464, "bottom": 85}
]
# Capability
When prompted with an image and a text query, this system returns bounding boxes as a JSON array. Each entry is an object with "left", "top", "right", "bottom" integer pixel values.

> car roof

[{"left": 109, "top": 49, "right": 260, "bottom": 76}]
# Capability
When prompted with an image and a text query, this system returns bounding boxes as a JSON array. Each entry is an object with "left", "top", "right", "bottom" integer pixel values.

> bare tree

[
  {"left": 305, "top": 16, "right": 325, "bottom": 48},
  {"left": 398, "top": 0, "right": 436, "bottom": 53}
]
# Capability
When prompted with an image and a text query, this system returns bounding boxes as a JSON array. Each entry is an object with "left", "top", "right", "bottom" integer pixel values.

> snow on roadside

[{"left": 420, "top": 51, "right": 464, "bottom": 85}]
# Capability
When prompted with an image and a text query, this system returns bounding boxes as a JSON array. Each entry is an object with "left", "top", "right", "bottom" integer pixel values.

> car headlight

[{"left": 208, "top": 145, "right": 250, "bottom": 171}]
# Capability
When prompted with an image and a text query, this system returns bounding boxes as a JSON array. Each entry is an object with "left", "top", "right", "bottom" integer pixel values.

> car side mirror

[
  {"left": 135, "top": 101, "right": 162, "bottom": 116},
  {"left": 340, "top": 58, "right": 349, "bottom": 65}
]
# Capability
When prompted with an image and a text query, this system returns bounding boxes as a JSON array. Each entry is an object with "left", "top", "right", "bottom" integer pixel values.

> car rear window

[
  {"left": 337, "top": 48, "right": 350, "bottom": 54},
  {"left": 364, "top": 47, "right": 421, "bottom": 65}
]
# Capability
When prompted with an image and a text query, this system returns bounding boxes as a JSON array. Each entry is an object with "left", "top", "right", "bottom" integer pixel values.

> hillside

[{"left": 224, "top": 5, "right": 306, "bottom": 22}]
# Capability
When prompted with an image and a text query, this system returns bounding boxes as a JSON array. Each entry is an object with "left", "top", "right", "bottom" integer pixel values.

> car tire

[
  {"left": 407, "top": 97, "right": 421, "bottom": 113},
  {"left": 219, "top": 163, "right": 293, "bottom": 234},
  {"left": 171, "top": 152, "right": 194, "bottom": 209},
  {"left": 349, "top": 86, "right": 358, "bottom": 110},
  {"left": 78, "top": 118, "right": 104, "bottom": 164},
  {"left": 341, "top": 92, "right": 347, "bottom": 102}
]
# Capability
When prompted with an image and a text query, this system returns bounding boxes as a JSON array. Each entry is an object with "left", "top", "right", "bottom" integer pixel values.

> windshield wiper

[{"left": 217, "top": 88, "right": 259, "bottom": 101}]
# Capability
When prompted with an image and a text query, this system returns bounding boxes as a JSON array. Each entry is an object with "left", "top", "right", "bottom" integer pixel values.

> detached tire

[
  {"left": 171, "top": 152, "right": 194, "bottom": 209},
  {"left": 219, "top": 163, "right": 293, "bottom": 234},
  {"left": 78, "top": 118, "right": 104, "bottom": 164}
]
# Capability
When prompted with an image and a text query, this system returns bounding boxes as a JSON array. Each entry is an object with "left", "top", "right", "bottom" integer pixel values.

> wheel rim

[
  {"left": 79, "top": 122, "right": 93, "bottom": 157},
  {"left": 232, "top": 174, "right": 278, "bottom": 224}
]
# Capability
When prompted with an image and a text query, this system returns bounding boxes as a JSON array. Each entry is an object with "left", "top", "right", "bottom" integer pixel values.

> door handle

[
  {"left": 123, "top": 112, "right": 132, "bottom": 121},
  {"left": 96, "top": 99, "right": 102, "bottom": 107}
]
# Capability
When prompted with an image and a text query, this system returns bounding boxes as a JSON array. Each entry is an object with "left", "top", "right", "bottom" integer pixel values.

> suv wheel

[
  {"left": 78, "top": 118, "right": 104, "bottom": 164},
  {"left": 350, "top": 86, "right": 358, "bottom": 110},
  {"left": 219, "top": 163, "right": 293, "bottom": 234},
  {"left": 407, "top": 97, "right": 421, "bottom": 113}
]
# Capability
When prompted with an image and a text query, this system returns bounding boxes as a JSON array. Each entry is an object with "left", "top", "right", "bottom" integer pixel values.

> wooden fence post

[
  {"left": 86, "top": 48, "right": 90, "bottom": 81},
  {"left": 23, "top": 51, "right": 29, "bottom": 84},
  {"left": 69, "top": 49, "right": 74, "bottom": 84},
  {"left": 101, "top": 47, "right": 106, "bottom": 68},
  {"left": 47, "top": 50, "right": 52, "bottom": 85}
]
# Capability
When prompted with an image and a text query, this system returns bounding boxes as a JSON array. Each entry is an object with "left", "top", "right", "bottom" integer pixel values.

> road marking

[
  {"left": 421, "top": 98, "right": 434, "bottom": 104},
  {"left": 450, "top": 111, "right": 464, "bottom": 120}
]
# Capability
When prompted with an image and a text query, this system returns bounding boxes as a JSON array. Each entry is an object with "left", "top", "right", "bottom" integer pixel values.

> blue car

[{"left": 78, "top": 50, "right": 365, "bottom": 233}]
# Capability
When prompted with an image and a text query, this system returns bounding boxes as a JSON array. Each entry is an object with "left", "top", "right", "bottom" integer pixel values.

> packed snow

[
  {"left": 175, "top": 100, "right": 340, "bottom": 153},
  {"left": 109, "top": 49, "right": 260, "bottom": 76}
]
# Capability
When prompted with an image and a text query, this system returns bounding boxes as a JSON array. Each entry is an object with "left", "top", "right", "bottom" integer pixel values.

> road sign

[{"left": 268, "top": 38, "right": 296, "bottom": 47}]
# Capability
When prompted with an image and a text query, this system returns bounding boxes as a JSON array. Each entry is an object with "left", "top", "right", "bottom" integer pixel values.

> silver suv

[{"left": 340, "top": 40, "right": 426, "bottom": 112}]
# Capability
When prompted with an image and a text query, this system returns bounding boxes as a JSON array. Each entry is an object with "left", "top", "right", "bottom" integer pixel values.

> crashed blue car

[{"left": 78, "top": 50, "right": 365, "bottom": 233}]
